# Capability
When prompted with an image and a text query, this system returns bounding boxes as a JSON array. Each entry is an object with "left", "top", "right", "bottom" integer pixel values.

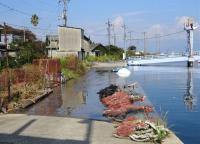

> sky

[{"left": 0, "top": 0, "right": 200, "bottom": 53}]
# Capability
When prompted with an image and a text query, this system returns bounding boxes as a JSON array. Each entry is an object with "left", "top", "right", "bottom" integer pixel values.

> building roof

[
  {"left": 91, "top": 43, "right": 106, "bottom": 51},
  {"left": 84, "top": 35, "right": 91, "bottom": 42},
  {"left": 58, "top": 26, "right": 84, "bottom": 31},
  {"left": 46, "top": 35, "right": 59, "bottom": 40}
]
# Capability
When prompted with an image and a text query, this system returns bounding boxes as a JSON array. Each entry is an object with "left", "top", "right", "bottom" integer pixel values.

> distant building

[
  {"left": 0, "top": 43, "right": 6, "bottom": 58},
  {"left": 91, "top": 43, "right": 107, "bottom": 56},
  {"left": 0, "top": 32, "right": 20, "bottom": 58},
  {"left": 128, "top": 45, "right": 136, "bottom": 51},
  {"left": 46, "top": 26, "right": 92, "bottom": 59},
  {"left": 0, "top": 43, "right": 18, "bottom": 58},
  {"left": 46, "top": 35, "right": 59, "bottom": 58}
]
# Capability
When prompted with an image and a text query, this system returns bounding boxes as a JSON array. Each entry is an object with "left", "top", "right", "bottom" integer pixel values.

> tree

[
  {"left": 128, "top": 45, "right": 136, "bottom": 51},
  {"left": 31, "top": 14, "right": 39, "bottom": 27}
]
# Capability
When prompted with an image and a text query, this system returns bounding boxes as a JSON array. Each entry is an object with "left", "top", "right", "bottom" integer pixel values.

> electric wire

[{"left": 0, "top": 1, "right": 32, "bottom": 17}]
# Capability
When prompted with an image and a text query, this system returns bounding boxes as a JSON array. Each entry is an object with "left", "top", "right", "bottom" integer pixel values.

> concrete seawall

[
  {"left": 92, "top": 61, "right": 127, "bottom": 68},
  {"left": 0, "top": 114, "right": 183, "bottom": 144}
]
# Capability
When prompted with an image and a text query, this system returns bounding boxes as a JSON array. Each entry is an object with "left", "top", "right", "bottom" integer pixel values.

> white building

[
  {"left": 0, "top": 34, "right": 19, "bottom": 58},
  {"left": 46, "top": 26, "right": 92, "bottom": 59}
]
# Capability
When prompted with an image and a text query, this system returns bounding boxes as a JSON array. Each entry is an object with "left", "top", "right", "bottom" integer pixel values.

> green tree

[{"left": 106, "top": 45, "right": 124, "bottom": 59}]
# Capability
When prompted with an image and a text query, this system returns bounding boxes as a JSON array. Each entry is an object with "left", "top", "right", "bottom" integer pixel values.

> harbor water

[{"left": 25, "top": 63, "right": 200, "bottom": 144}]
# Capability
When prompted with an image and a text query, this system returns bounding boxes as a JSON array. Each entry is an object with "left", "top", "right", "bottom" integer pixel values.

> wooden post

[{"left": 4, "top": 22, "right": 11, "bottom": 101}]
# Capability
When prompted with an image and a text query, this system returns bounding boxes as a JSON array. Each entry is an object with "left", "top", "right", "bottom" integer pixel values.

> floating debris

[
  {"left": 111, "top": 67, "right": 121, "bottom": 72},
  {"left": 114, "top": 118, "right": 169, "bottom": 143},
  {"left": 97, "top": 84, "right": 119, "bottom": 99},
  {"left": 129, "top": 121, "right": 169, "bottom": 143},
  {"left": 98, "top": 83, "right": 169, "bottom": 143},
  {"left": 101, "top": 91, "right": 152, "bottom": 119}
]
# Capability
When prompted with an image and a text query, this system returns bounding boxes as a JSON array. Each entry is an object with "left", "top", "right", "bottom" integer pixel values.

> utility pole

[
  {"left": 122, "top": 24, "right": 127, "bottom": 59},
  {"left": 59, "top": 0, "right": 70, "bottom": 27},
  {"left": 155, "top": 34, "right": 160, "bottom": 54},
  {"left": 23, "top": 27, "right": 26, "bottom": 42},
  {"left": 4, "top": 22, "right": 11, "bottom": 101},
  {"left": 158, "top": 34, "right": 160, "bottom": 54},
  {"left": 184, "top": 18, "right": 198, "bottom": 67},
  {"left": 143, "top": 32, "right": 146, "bottom": 55},
  {"left": 128, "top": 31, "right": 132, "bottom": 46},
  {"left": 106, "top": 19, "right": 112, "bottom": 54},
  {"left": 112, "top": 26, "right": 116, "bottom": 46}
]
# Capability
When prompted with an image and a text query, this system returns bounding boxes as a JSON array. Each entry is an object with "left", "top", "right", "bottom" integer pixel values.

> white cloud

[
  {"left": 147, "top": 24, "right": 164, "bottom": 36},
  {"left": 112, "top": 16, "right": 124, "bottom": 28},
  {"left": 176, "top": 16, "right": 190, "bottom": 28},
  {"left": 176, "top": 16, "right": 199, "bottom": 29},
  {"left": 117, "top": 11, "right": 145, "bottom": 17},
  {"left": 114, "top": 11, "right": 146, "bottom": 18}
]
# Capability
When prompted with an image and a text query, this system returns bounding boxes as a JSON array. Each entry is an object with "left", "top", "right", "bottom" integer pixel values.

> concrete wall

[
  {"left": 47, "top": 27, "right": 92, "bottom": 59},
  {"left": 46, "top": 35, "right": 59, "bottom": 49},
  {"left": 48, "top": 50, "right": 78, "bottom": 58},
  {"left": 83, "top": 39, "right": 91, "bottom": 53},
  {"left": 58, "top": 27, "right": 83, "bottom": 52},
  {"left": 0, "top": 52, "right": 3, "bottom": 58},
  {"left": 0, "top": 34, "right": 13, "bottom": 44}
]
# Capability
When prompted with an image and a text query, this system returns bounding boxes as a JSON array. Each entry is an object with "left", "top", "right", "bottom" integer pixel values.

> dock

[{"left": 0, "top": 114, "right": 183, "bottom": 144}]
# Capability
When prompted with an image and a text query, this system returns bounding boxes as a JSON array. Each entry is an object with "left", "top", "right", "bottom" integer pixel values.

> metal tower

[
  {"left": 184, "top": 18, "right": 198, "bottom": 67},
  {"left": 59, "top": 0, "right": 70, "bottom": 27}
]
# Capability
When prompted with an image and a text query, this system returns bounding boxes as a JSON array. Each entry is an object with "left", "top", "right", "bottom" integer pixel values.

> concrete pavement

[{"left": 0, "top": 114, "right": 183, "bottom": 144}]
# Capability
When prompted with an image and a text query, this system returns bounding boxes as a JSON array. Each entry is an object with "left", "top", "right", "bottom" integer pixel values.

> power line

[
  {"left": 106, "top": 19, "right": 112, "bottom": 46},
  {"left": 129, "top": 30, "right": 185, "bottom": 40},
  {"left": 112, "top": 26, "right": 116, "bottom": 46},
  {"left": 0, "top": 21, "right": 56, "bottom": 32},
  {"left": 143, "top": 32, "right": 147, "bottom": 54},
  {"left": 0, "top": 2, "right": 32, "bottom": 17},
  {"left": 87, "top": 30, "right": 186, "bottom": 40}
]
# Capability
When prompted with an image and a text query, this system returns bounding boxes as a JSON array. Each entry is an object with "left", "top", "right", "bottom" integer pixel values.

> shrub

[{"left": 60, "top": 55, "right": 87, "bottom": 79}]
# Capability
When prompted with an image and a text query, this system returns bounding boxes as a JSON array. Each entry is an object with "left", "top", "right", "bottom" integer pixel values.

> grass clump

[
  {"left": 85, "top": 55, "right": 122, "bottom": 63},
  {"left": 60, "top": 55, "right": 87, "bottom": 80}
]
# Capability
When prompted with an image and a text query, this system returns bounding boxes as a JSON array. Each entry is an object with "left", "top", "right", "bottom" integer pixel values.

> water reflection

[
  {"left": 26, "top": 78, "right": 87, "bottom": 117},
  {"left": 57, "top": 80, "right": 87, "bottom": 116},
  {"left": 183, "top": 68, "right": 197, "bottom": 111},
  {"left": 26, "top": 86, "right": 63, "bottom": 116}
]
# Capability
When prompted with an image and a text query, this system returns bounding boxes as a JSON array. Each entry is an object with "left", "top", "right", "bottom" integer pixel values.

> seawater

[
  {"left": 26, "top": 63, "right": 200, "bottom": 144},
  {"left": 129, "top": 65, "right": 200, "bottom": 144}
]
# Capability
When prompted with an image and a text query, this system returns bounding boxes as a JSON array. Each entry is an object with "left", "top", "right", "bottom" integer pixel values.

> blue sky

[{"left": 0, "top": 0, "right": 200, "bottom": 52}]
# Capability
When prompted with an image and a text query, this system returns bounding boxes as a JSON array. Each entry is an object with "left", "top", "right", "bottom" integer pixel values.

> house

[
  {"left": 0, "top": 43, "right": 6, "bottom": 58},
  {"left": 0, "top": 43, "right": 19, "bottom": 58},
  {"left": 46, "top": 26, "right": 92, "bottom": 59},
  {"left": 46, "top": 35, "right": 59, "bottom": 58},
  {"left": 0, "top": 32, "right": 19, "bottom": 58},
  {"left": 91, "top": 43, "right": 108, "bottom": 56},
  {"left": 0, "top": 35, "right": 19, "bottom": 58},
  {"left": 83, "top": 35, "right": 92, "bottom": 56}
]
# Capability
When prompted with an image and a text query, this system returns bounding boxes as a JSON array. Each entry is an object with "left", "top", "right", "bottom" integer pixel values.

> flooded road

[
  {"left": 25, "top": 69, "right": 129, "bottom": 120},
  {"left": 24, "top": 64, "right": 200, "bottom": 144}
]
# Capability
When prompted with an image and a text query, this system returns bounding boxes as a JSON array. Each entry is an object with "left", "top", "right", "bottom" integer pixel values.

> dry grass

[{"left": 0, "top": 64, "right": 47, "bottom": 112}]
